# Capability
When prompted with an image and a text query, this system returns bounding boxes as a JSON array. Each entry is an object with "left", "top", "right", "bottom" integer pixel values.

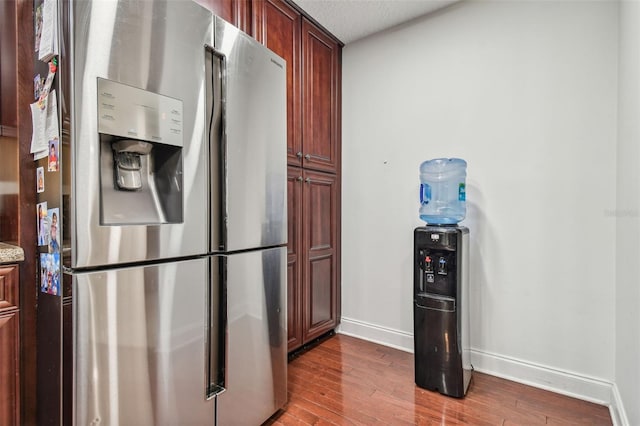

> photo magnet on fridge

[
  {"left": 48, "top": 207, "right": 60, "bottom": 253},
  {"left": 34, "top": 74, "right": 42, "bottom": 100},
  {"left": 37, "top": 201, "right": 49, "bottom": 246},
  {"left": 37, "top": 166, "right": 45, "bottom": 193},
  {"left": 48, "top": 138, "right": 59, "bottom": 171},
  {"left": 40, "top": 252, "right": 60, "bottom": 296}
]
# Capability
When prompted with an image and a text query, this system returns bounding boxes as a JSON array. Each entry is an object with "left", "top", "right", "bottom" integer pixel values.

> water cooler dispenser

[{"left": 413, "top": 225, "right": 471, "bottom": 397}]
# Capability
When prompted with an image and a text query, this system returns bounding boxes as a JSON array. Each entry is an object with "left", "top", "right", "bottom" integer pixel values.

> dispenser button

[
  {"left": 438, "top": 257, "right": 447, "bottom": 275},
  {"left": 424, "top": 256, "right": 433, "bottom": 272}
]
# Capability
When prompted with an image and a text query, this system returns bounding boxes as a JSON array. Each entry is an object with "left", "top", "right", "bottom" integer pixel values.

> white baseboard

[
  {"left": 470, "top": 348, "right": 612, "bottom": 405},
  {"left": 337, "top": 316, "right": 623, "bottom": 421},
  {"left": 610, "top": 383, "right": 629, "bottom": 426},
  {"left": 337, "top": 316, "right": 414, "bottom": 353}
]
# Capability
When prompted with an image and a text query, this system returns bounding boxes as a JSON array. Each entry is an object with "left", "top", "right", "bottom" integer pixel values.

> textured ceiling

[{"left": 291, "top": 0, "right": 459, "bottom": 44}]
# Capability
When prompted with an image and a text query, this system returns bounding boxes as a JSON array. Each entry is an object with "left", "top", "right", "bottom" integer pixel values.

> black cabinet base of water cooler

[{"left": 413, "top": 302, "right": 472, "bottom": 398}]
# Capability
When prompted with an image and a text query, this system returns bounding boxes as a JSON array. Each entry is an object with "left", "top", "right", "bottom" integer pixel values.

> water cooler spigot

[{"left": 112, "top": 140, "right": 153, "bottom": 190}]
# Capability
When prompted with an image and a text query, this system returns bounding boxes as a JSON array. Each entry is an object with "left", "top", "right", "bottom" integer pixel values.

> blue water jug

[{"left": 419, "top": 158, "right": 467, "bottom": 225}]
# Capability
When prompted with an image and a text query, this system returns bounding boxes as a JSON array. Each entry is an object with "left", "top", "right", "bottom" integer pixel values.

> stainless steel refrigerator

[
  {"left": 35, "top": 1, "right": 287, "bottom": 425},
  {"left": 209, "top": 14, "right": 288, "bottom": 426}
]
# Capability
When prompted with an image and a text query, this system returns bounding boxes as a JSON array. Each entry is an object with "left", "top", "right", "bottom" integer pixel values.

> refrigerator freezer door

[
  {"left": 210, "top": 17, "right": 287, "bottom": 252},
  {"left": 217, "top": 246, "right": 287, "bottom": 425},
  {"left": 73, "top": 258, "right": 216, "bottom": 425},
  {"left": 66, "top": 0, "right": 213, "bottom": 268}
]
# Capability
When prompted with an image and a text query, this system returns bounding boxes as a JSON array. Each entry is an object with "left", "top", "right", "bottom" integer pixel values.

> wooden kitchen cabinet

[
  {"left": 287, "top": 168, "right": 339, "bottom": 351},
  {"left": 286, "top": 167, "right": 304, "bottom": 349},
  {"left": 254, "top": 0, "right": 302, "bottom": 169},
  {"left": 302, "top": 169, "right": 339, "bottom": 341},
  {"left": 193, "top": 0, "right": 233, "bottom": 23},
  {"left": 0, "top": 265, "right": 20, "bottom": 426},
  {"left": 254, "top": 1, "right": 341, "bottom": 173},
  {"left": 0, "top": 0, "right": 18, "bottom": 131},
  {"left": 257, "top": 0, "right": 342, "bottom": 353},
  {"left": 192, "top": 0, "right": 251, "bottom": 32},
  {"left": 301, "top": 18, "right": 340, "bottom": 173}
]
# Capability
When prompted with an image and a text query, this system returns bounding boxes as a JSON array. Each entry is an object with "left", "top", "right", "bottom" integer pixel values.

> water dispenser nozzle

[{"left": 112, "top": 140, "right": 153, "bottom": 190}]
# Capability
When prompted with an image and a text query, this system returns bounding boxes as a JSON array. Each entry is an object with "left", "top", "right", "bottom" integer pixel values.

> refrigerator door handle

[
  {"left": 207, "top": 255, "right": 227, "bottom": 398},
  {"left": 206, "top": 45, "right": 228, "bottom": 252}
]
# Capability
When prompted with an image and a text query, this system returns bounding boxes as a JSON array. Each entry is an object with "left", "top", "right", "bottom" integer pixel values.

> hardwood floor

[{"left": 267, "top": 334, "right": 612, "bottom": 425}]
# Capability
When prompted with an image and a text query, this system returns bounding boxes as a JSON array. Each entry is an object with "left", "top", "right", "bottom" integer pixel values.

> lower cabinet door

[
  {"left": 0, "top": 312, "right": 19, "bottom": 426},
  {"left": 303, "top": 170, "right": 339, "bottom": 342},
  {"left": 0, "top": 263, "right": 19, "bottom": 426},
  {"left": 287, "top": 167, "right": 304, "bottom": 351},
  {"left": 287, "top": 168, "right": 340, "bottom": 352}
]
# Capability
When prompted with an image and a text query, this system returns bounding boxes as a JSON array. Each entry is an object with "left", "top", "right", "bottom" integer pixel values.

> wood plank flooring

[{"left": 266, "top": 334, "right": 612, "bottom": 425}]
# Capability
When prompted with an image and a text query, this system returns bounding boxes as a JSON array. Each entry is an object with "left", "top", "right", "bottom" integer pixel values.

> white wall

[
  {"left": 615, "top": 1, "right": 640, "bottom": 424},
  {"left": 341, "top": 0, "right": 618, "bottom": 403}
]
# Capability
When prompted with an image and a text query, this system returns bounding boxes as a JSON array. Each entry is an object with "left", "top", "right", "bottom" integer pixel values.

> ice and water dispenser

[
  {"left": 414, "top": 158, "right": 471, "bottom": 398},
  {"left": 97, "top": 77, "right": 184, "bottom": 225}
]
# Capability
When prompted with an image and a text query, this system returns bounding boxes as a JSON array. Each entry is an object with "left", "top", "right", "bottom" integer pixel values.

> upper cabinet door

[
  {"left": 192, "top": 0, "right": 251, "bottom": 33},
  {"left": 192, "top": 0, "right": 234, "bottom": 24},
  {"left": 254, "top": 0, "right": 303, "bottom": 168},
  {"left": 0, "top": 0, "right": 17, "bottom": 130},
  {"left": 302, "top": 18, "right": 340, "bottom": 173},
  {"left": 232, "top": 0, "right": 252, "bottom": 34}
]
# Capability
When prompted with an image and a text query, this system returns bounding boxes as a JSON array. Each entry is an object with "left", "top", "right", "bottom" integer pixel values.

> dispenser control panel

[
  {"left": 97, "top": 78, "right": 184, "bottom": 147},
  {"left": 417, "top": 249, "right": 456, "bottom": 297},
  {"left": 414, "top": 227, "right": 466, "bottom": 298}
]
